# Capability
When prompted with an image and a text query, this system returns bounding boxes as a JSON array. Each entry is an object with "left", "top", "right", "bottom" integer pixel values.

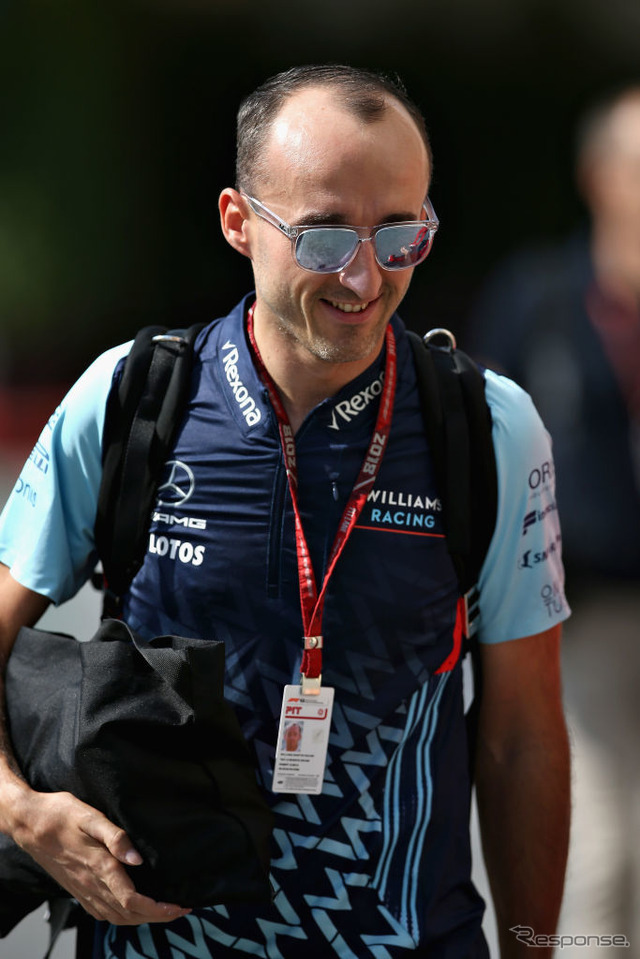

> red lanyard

[{"left": 247, "top": 304, "right": 397, "bottom": 691}]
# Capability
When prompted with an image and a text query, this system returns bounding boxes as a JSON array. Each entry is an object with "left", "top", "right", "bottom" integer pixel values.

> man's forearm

[
  {"left": 475, "top": 728, "right": 571, "bottom": 958},
  {"left": 0, "top": 670, "right": 49, "bottom": 855},
  {"left": 0, "top": 565, "right": 52, "bottom": 834}
]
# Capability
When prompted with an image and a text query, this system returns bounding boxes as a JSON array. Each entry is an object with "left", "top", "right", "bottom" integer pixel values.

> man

[
  {"left": 469, "top": 86, "right": 640, "bottom": 581},
  {"left": 283, "top": 722, "right": 303, "bottom": 753},
  {"left": 469, "top": 86, "right": 640, "bottom": 948},
  {"left": 0, "top": 65, "right": 570, "bottom": 957}
]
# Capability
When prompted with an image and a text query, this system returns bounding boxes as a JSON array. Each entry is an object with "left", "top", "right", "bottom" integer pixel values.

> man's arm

[
  {"left": 475, "top": 623, "right": 570, "bottom": 958},
  {"left": 0, "top": 563, "right": 191, "bottom": 925}
]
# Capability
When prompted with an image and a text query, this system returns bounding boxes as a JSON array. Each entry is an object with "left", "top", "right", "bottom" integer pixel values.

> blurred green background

[{"left": 1, "top": 0, "right": 639, "bottom": 387}]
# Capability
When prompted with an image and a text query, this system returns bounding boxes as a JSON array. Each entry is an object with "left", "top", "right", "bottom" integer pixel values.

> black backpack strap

[
  {"left": 408, "top": 328, "right": 498, "bottom": 774},
  {"left": 407, "top": 328, "right": 497, "bottom": 600},
  {"left": 94, "top": 323, "right": 205, "bottom": 615}
]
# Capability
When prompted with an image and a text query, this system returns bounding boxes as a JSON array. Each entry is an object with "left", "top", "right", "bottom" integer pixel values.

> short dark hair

[{"left": 235, "top": 64, "right": 432, "bottom": 193}]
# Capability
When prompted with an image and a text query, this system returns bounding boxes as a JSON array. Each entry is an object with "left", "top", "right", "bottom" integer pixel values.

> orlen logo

[
  {"left": 328, "top": 373, "right": 384, "bottom": 430},
  {"left": 528, "top": 460, "right": 554, "bottom": 490},
  {"left": 222, "top": 341, "right": 261, "bottom": 427}
]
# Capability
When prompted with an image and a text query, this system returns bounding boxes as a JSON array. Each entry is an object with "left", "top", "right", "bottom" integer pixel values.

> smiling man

[
  {"left": 220, "top": 80, "right": 434, "bottom": 430},
  {"left": 0, "top": 65, "right": 570, "bottom": 958}
]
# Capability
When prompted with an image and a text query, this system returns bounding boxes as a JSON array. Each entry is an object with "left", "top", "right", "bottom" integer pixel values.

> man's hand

[
  {"left": 12, "top": 787, "right": 191, "bottom": 925},
  {"left": 0, "top": 567, "right": 191, "bottom": 926}
]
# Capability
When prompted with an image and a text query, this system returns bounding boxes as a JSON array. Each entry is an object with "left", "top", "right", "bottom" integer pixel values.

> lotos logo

[{"left": 148, "top": 534, "right": 205, "bottom": 567}]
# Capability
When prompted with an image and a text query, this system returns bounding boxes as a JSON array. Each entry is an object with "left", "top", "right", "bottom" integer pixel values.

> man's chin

[
  {"left": 301, "top": 332, "right": 386, "bottom": 365},
  {"left": 277, "top": 316, "right": 389, "bottom": 366}
]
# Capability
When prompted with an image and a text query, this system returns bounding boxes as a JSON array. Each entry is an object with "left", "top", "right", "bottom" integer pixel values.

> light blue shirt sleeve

[
  {"left": 476, "top": 370, "right": 571, "bottom": 643},
  {"left": 0, "top": 342, "right": 132, "bottom": 604}
]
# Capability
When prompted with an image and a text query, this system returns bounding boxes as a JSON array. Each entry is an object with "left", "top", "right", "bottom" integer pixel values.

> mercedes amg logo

[{"left": 156, "top": 460, "right": 195, "bottom": 507}]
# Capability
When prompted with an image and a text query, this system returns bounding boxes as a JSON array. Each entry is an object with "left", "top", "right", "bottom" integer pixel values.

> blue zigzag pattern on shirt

[{"left": 101, "top": 674, "right": 458, "bottom": 959}]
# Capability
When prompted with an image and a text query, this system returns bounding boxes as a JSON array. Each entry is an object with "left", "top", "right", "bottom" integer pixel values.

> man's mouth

[{"left": 327, "top": 299, "right": 370, "bottom": 314}]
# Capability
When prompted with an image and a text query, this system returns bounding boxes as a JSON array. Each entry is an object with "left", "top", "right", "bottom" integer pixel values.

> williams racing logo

[{"left": 356, "top": 487, "right": 444, "bottom": 536}]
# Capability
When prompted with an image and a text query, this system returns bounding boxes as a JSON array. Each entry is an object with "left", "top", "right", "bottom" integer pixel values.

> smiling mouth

[{"left": 327, "top": 299, "right": 370, "bottom": 314}]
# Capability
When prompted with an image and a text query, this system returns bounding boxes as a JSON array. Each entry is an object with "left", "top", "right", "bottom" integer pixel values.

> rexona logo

[
  {"left": 328, "top": 373, "right": 384, "bottom": 430},
  {"left": 222, "top": 341, "right": 261, "bottom": 426}
]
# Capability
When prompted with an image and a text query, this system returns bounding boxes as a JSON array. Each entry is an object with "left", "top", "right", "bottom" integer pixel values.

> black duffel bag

[{"left": 0, "top": 619, "right": 273, "bottom": 937}]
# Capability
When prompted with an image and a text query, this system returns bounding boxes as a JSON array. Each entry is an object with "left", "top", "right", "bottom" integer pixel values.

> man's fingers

[
  {"left": 19, "top": 792, "right": 191, "bottom": 925},
  {"left": 90, "top": 875, "right": 190, "bottom": 925},
  {"left": 79, "top": 812, "right": 192, "bottom": 923},
  {"left": 80, "top": 809, "right": 143, "bottom": 866}
]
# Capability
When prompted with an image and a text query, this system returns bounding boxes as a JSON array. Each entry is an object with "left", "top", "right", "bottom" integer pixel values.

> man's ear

[{"left": 219, "top": 188, "right": 252, "bottom": 258}]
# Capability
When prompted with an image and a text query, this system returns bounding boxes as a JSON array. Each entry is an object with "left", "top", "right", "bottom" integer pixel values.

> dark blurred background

[
  {"left": 1, "top": 0, "right": 639, "bottom": 389},
  {"left": 2, "top": 5, "right": 640, "bottom": 951}
]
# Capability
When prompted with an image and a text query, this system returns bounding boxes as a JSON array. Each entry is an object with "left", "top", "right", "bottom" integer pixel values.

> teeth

[{"left": 329, "top": 300, "right": 369, "bottom": 313}]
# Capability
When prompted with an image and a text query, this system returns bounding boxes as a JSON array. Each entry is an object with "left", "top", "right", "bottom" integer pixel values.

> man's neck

[{"left": 250, "top": 311, "right": 386, "bottom": 433}]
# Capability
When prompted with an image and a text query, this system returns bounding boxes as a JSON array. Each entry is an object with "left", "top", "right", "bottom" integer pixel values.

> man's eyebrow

[
  {"left": 296, "top": 211, "right": 353, "bottom": 226},
  {"left": 382, "top": 211, "right": 423, "bottom": 224},
  {"left": 296, "top": 209, "right": 423, "bottom": 227}
]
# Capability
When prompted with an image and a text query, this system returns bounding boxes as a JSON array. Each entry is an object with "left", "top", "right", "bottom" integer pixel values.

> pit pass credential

[{"left": 272, "top": 685, "right": 335, "bottom": 795}]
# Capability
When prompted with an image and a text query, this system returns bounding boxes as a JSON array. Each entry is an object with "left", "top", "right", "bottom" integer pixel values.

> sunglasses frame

[{"left": 241, "top": 192, "right": 439, "bottom": 274}]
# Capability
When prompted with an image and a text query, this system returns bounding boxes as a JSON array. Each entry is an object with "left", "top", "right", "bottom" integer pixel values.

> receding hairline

[
  {"left": 235, "top": 67, "right": 433, "bottom": 194},
  {"left": 270, "top": 84, "right": 428, "bottom": 158}
]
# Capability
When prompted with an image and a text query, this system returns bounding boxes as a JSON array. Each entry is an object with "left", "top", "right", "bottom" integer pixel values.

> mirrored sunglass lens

[
  {"left": 295, "top": 229, "right": 359, "bottom": 272},
  {"left": 375, "top": 224, "right": 432, "bottom": 270}
]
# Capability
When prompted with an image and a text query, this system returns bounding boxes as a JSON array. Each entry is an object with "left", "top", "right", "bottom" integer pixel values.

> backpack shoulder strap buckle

[{"left": 422, "top": 328, "right": 457, "bottom": 351}]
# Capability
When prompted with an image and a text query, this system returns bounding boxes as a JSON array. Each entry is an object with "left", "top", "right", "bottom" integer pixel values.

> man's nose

[{"left": 338, "top": 238, "right": 383, "bottom": 301}]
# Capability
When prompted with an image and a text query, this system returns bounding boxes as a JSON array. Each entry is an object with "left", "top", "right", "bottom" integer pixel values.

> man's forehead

[
  {"left": 267, "top": 85, "right": 418, "bottom": 147},
  {"left": 259, "top": 85, "right": 430, "bottom": 204}
]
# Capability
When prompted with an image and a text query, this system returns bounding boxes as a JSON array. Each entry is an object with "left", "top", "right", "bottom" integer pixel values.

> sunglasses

[{"left": 242, "top": 193, "right": 439, "bottom": 274}]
